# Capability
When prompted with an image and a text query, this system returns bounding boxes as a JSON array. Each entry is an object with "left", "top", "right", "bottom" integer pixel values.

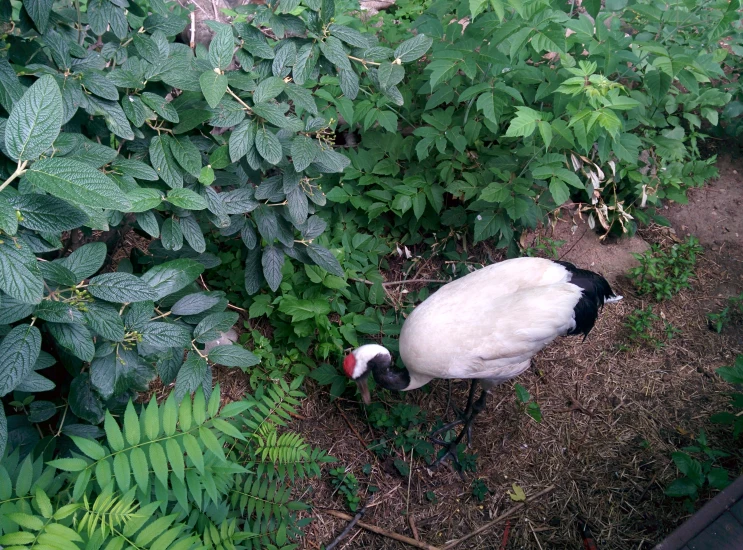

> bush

[
  {"left": 323, "top": 0, "right": 737, "bottom": 254},
  {"left": 0, "top": 0, "right": 430, "bottom": 455}
]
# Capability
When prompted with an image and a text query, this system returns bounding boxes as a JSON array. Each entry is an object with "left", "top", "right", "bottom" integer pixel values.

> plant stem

[
  {"left": 226, "top": 87, "right": 253, "bottom": 112},
  {"left": 348, "top": 55, "right": 381, "bottom": 66},
  {"left": 0, "top": 160, "right": 29, "bottom": 193}
]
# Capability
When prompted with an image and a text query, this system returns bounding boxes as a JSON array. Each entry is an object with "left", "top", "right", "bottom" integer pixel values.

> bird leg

[
  {"left": 430, "top": 380, "right": 478, "bottom": 444},
  {"left": 431, "top": 385, "right": 490, "bottom": 471}
]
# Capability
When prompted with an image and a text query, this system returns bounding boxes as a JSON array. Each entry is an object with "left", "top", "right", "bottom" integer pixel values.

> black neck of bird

[{"left": 369, "top": 354, "right": 411, "bottom": 391}]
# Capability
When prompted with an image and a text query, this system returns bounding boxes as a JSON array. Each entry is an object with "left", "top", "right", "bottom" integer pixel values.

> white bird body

[
  {"left": 398, "top": 257, "right": 586, "bottom": 389},
  {"left": 343, "top": 256, "right": 621, "bottom": 462}
]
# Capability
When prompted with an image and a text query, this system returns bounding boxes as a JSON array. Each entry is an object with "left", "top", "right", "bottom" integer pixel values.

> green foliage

[
  {"left": 711, "top": 355, "right": 743, "bottom": 439},
  {"left": 328, "top": 467, "right": 361, "bottom": 512},
  {"left": 323, "top": 0, "right": 736, "bottom": 255},
  {"left": 0, "top": 0, "right": 431, "bottom": 453},
  {"left": 623, "top": 305, "right": 679, "bottom": 348},
  {"left": 521, "top": 236, "right": 565, "bottom": 259},
  {"left": 366, "top": 402, "right": 435, "bottom": 465},
  {"left": 707, "top": 292, "right": 743, "bottom": 333},
  {"left": 514, "top": 383, "right": 542, "bottom": 423},
  {"left": 0, "top": 383, "right": 334, "bottom": 549},
  {"left": 665, "top": 430, "right": 730, "bottom": 504},
  {"left": 629, "top": 236, "right": 703, "bottom": 300},
  {"left": 471, "top": 478, "right": 491, "bottom": 502}
]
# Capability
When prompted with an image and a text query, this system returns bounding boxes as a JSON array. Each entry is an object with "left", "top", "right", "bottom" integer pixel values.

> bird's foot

[
  {"left": 431, "top": 442, "right": 468, "bottom": 480},
  {"left": 429, "top": 420, "right": 473, "bottom": 448}
]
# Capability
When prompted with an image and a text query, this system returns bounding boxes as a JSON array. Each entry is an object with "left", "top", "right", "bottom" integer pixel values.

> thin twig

[
  {"left": 348, "top": 55, "right": 381, "bottom": 66},
  {"left": 442, "top": 486, "right": 555, "bottom": 550},
  {"left": 499, "top": 520, "right": 511, "bottom": 550},
  {"left": 322, "top": 510, "right": 442, "bottom": 550},
  {"left": 226, "top": 87, "right": 253, "bottom": 112},
  {"left": 0, "top": 160, "right": 28, "bottom": 193},
  {"left": 408, "top": 514, "right": 420, "bottom": 541},
  {"left": 190, "top": 11, "right": 196, "bottom": 50},
  {"left": 325, "top": 498, "right": 372, "bottom": 550}
]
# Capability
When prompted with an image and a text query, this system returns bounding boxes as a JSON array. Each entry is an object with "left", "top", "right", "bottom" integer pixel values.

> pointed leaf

[{"left": 5, "top": 74, "right": 61, "bottom": 161}]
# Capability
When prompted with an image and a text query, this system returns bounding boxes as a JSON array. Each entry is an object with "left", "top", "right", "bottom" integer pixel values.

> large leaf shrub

[
  {"left": 323, "top": 0, "right": 739, "bottom": 252},
  {"left": 0, "top": 0, "right": 430, "bottom": 456}
]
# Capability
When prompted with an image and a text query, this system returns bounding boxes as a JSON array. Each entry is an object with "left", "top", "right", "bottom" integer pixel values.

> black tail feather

[{"left": 555, "top": 261, "right": 619, "bottom": 338}]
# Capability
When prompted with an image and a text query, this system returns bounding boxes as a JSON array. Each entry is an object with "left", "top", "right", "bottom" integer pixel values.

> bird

[{"left": 342, "top": 257, "right": 622, "bottom": 463}]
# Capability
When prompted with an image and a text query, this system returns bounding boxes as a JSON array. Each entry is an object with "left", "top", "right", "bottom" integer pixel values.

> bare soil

[{"left": 296, "top": 155, "right": 743, "bottom": 550}]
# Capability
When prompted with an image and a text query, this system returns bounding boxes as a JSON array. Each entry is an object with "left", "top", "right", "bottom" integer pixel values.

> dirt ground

[{"left": 296, "top": 155, "right": 743, "bottom": 550}]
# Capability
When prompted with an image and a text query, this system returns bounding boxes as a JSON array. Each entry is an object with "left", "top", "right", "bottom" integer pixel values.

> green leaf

[
  {"left": 88, "top": 272, "right": 158, "bottom": 303},
  {"left": 0, "top": 324, "right": 41, "bottom": 397},
  {"left": 60, "top": 242, "right": 107, "bottom": 280},
  {"left": 0, "top": 240, "right": 43, "bottom": 304},
  {"left": 11, "top": 193, "right": 88, "bottom": 233},
  {"left": 200, "top": 70, "right": 229, "bottom": 109},
  {"left": 69, "top": 373, "right": 105, "bottom": 424},
  {"left": 253, "top": 76, "right": 286, "bottom": 103},
  {"left": 329, "top": 24, "right": 370, "bottom": 48},
  {"left": 141, "top": 321, "right": 192, "bottom": 348},
  {"left": 81, "top": 70, "right": 119, "bottom": 101},
  {"left": 665, "top": 477, "right": 698, "bottom": 498},
  {"left": 262, "top": 245, "right": 285, "bottom": 292},
  {"left": 394, "top": 34, "right": 433, "bottom": 63},
  {"left": 123, "top": 401, "right": 140, "bottom": 445},
  {"left": 161, "top": 217, "right": 183, "bottom": 251},
  {"left": 319, "top": 37, "right": 351, "bottom": 71},
  {"left": 141, "top": 92, "right": 179, "bottom": 123},
  {"left": 180, "top": 216, "right": 206, "bottom": 253},
  {"left": 278, "top": 295, "right": 330, "bottom": 322},
  {"left": 47, "top": 322, "right": 95, "bottom": 362},
  {"left": 84, "top": 302, "right": 125, "bottom": 341},
  {"left": 207, "top": 22, "right": 234, "bottom": 70},
  {"left": 127, "top": 188, "right": 164, "bottom": 212},
  {"left": 26, "top": 157, "right": 132, "bottom": 211},
  {"left": 70, "top": 435, "right": 106, "bottom": 461},
  {"left": 549, "top": 177, "right": 570, "bottom": 205},
  {"left": 23, "top": 0, "right": 53, "bottom": 33},
  {"left": 111, "top": 158, "right": 159, "bottom": 181},
  {"left": 306, "top": 244, "right": 343, "bottom": 277},
  {"left": 5, "top": 74, "right": 62, "bottom": 161},
  {"left": 291, "top": 135, "right": 319, "bottom": 171},
  {"left": 150, "top": 135, "right": 183, "bottom": 188},
  {"left": 208, "top": 344, "right": 260, "bottom": 368},
  {"left": 194, "top": 311, "right": 239, "bottom": 343},
  {"left": 175, "top": 353, "right": 209, "bottom": 401},
  {"left": 141, "top": 259, "right": 205, "bottom": 300},
  {"left": 199, "top": 165, "right": 215, "bottom": 185},
  {"left": 0, "top": 195, "right": 18, "bottom": 236},
  {"left": 167, "top": 188, "right": 209, "bottom": 210},
  {"left": 171, "top": 292, "right": 221, "bottom": 316},
  {"left": 133, "top": 33, "right": 165, "bottom": 65},
  {"left": 255, "top": 127, "right": 283, "bottom": 165},
  {"left": 168, "top": 135, "right": 202, "bottom": 177},
  {"left": 229, "top": 120, "right": 255, "bottom": 162}
]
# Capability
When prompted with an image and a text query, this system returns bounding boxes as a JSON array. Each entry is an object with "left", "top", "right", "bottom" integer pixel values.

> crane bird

[{"left": 342, "top": 257, "right": 621, "bottom": 462}]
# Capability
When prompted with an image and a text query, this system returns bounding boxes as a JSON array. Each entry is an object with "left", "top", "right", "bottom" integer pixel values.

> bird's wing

[{"left": 400, "top": 283, "right": 582, "bottom": 382}]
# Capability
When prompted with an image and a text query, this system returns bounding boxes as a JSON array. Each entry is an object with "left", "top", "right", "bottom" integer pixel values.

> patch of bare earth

[{"left": 294, "top": 155, "right": 743, "bottom": 549}]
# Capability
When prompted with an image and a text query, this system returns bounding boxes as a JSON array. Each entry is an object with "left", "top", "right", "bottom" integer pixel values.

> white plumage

[{"left": 342, "top": 257, "right": 621, "bottom": 460}]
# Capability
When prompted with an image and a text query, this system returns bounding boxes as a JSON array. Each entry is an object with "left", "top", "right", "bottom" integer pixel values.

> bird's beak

[{"left": 355, "top": 378, "right": 371, "bottom": 405}]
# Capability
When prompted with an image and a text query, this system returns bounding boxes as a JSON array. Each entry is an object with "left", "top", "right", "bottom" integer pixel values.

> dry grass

[{"left": 293, "top": 237, "right": 743, "bottom": 550}]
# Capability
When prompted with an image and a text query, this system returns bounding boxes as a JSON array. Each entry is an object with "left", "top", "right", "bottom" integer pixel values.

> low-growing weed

[
  {"left": 367, "top": 402, "right": 435, "bottom": 465},
  {"left": 471, "top": 478, "right": 492, "bottom": 502},
  {"left": 522, "top": 237, "right": 566, "bottom": 260},
  {"left": 515, "top": 383, "right": 543, "bottom": 423},
  {"left": 329, "top": 467, "right": 362, "bottom": 512},
  {"left": 711, "top": 355, "right": 743, "bottom": 439},
  {"left": 624, "top": 306, "right": 680, "bottom": 348},
  {"left": 707, "top": 292, "right": 743, "bottom": 333},
  {"left": 629, "top": 237, "right": 703, "bottom": 301},
  {"left": 665, "top": 430, "right": 730, "bottom": 508}
]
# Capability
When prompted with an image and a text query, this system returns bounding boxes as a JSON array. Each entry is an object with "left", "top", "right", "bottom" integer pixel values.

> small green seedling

[{"left": 515, "top": 383, "right": 542, "bottom": 423}]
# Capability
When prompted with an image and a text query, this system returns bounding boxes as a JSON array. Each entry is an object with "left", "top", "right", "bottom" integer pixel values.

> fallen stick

[
  {"left": 322, "top": 509, "right": 442, "bottom": 550},
  {"left": 326, "top": 500, "right": 370, "bottom": 550},
  {"left": 442, "top": 486, "right": 556, "bottom": 550}
]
